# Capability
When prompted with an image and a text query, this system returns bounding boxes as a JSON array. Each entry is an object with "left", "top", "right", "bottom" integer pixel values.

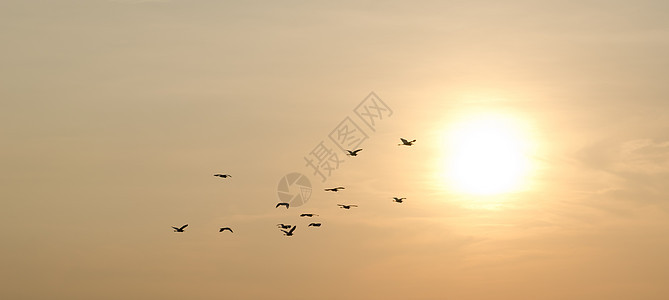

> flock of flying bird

[{"left": 172, "top": 137, "right": 417, "bottom": 236}]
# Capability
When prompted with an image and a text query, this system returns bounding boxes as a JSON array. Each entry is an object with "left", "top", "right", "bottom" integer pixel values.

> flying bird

[
  {"left": 398, "top": 138, "right": 416, "bottom": 146},
  {"left": 172, "top": 224, "right": 188, "bottom": 232},
  {"left": 276, "top": 202, "right": 290, "bottom": 209},
  {"left": 346, "top": 149, "right": 363, "bottom": 156},
  {"left": 308, "top": 223, "right": 322, "bottom": 227},
  {"left": 281, "top": 225, "right": 297, "bottom": 236},
  {"left": 300, "top": 213, "right": 318, "bottom": 217},
  {"left": 338, "top": 204, "right": 358, "bottom": 209},
  {"left": 324, "top": 187, "right": 345, "bottom": 192},
  {"left": 277, "top": 224, "right": 292, "bottom": 229},
  {"left": 393, "top": 197, "right": 406, "bottom": 203},
  {"left": 219, "top": 227, "right": 233, "bottom": 233},
  {"left": 214, "top": 174, "right": 232, "bottom": 178}
]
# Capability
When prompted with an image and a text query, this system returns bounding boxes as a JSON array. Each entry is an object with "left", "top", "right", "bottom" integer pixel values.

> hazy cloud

[
  {"left": 575, "top": 136, "right": 669, "bottom": 212},
  {"left": 613, "top": 138, "right": 669, "bottom": 174}
]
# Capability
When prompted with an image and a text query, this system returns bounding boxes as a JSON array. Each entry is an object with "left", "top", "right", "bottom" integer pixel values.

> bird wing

[
  {"left": 337, "top": 187, "right": 345, "bottom": 189},
  {"left": 400, "top": 138, "right": 408, "bottom": 144},
  {"left": 179, "top": 224, "right": 188, "bottom": 230},
  {"left": 353, "top": 149, "right": 362, "bottom": 154},
  {"left": 288, "top": 226, "right": 296, "bottom": 234},
  {"left": 172, "top": 226, "right": 179, "bottom": 230}
]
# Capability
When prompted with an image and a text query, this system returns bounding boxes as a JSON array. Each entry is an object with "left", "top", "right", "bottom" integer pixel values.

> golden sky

[{"left": 2, "top": 1, "right": 669, "bottom": 299}]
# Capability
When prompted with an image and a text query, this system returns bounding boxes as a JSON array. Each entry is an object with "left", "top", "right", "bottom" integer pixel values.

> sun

[{"left": 441, "top": 113, "right": 532, "bottom": 195}]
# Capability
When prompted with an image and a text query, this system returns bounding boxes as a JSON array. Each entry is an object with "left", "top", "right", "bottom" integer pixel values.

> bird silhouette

[
  {"left": 398, "top": 138, "right": 416, "bottom": 146},
  {"left": 393, "top": 197, "right": 406, "bottom": 203},
  {"left": 219, "top": 227, "right": 233, "bottom": 233},
  {"left": 276, "top": 202, "right": 290, "bottom": 209},
  {"left": 308, "top": 223, "right": 322, "bottom": 227},
  {"left": 277, "top": 224, "right": 292, "bottom": 229},
  {"left": 324, "top": 187, "right": 345, "bottom": 192},
  {"left": 300, "top": 213, "right": 318, "bottom": 217},
  {"left": 214, "top": 174, "right": 232, "bottom": 178},
  {"left": 281, "top": 225, "right": 297, "bottom": 236},
  {"left": 172, "top": 224, "right": 188, "bottom": 232},
  {"left": 346, "top": 149, "right": 363, "bottom": 156},
  {"left": 338, "top": 204, "right": 358, "bottom": 209}
]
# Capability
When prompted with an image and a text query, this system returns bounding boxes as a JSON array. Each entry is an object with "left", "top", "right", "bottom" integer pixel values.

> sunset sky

[{"left": 2, "top": 1, "right": 669, "bottom": 299}]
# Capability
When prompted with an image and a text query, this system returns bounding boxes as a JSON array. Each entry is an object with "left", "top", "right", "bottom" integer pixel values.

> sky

[{"left": 2, "top": 0, "right": 669, "bottom": 299}]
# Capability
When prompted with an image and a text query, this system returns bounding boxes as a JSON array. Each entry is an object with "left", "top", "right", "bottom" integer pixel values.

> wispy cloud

[
  {"left": 574, "top": 136, "right": 669, "bottom": 211},
  {"left": 612, "top": 138, "right": 669, "bottom": 174}
]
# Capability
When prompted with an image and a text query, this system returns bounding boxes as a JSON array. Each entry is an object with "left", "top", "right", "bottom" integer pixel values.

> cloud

[
  {"left": 574, "top": 136, "right": 669, "bottom": 211},
  {"left": 614, "top": 139, "right": 669, "bottom": 174}
]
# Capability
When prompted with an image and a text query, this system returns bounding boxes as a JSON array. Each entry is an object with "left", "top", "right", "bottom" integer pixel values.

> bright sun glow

[{"left": 442, "top": 113, "right": 532, "bottom": 195}]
